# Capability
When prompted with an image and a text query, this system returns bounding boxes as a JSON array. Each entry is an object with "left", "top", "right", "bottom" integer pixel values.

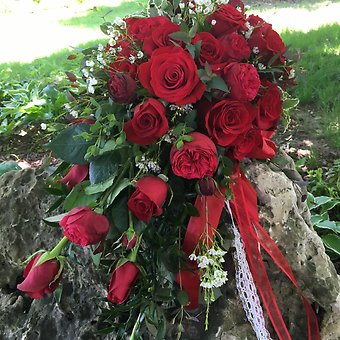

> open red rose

[
  {"left": 108, "top": 261, "right": 139, "bottom": 304},
  {"left": 58, "top": 164, "right": 89, "bottom": 190},
  {"left": 207, "top": 4, "right": 247, "bottom": 38},
  {"left": 248, "top": 20, "right": 285, "bottom": 64},
  {"left": 126, "top": 16, "right": 170, "bottom": 41},
  {"left": 143, "top": 19, "right": 180, "bottom": 56},
  {"left": 17, "top": 254, "right": 62, "bottom": 299},
  {"left": 203, "top": 99, "right": 256, "bottom": 146},
  {"left": 192, "top": 32, "right": 225, "bottom": 66},
  {"left": 256, "top": 80, "right": 283, "bottom": 130},
  {"left": 124, "top": 98, "right": 169, "bottom": 145},
  {"left": 138, "top": 46, "right": 205, "bottom": 106},
  {"left": 108, "top": 73, "right": 136, "bottom": 104},
  {"left": 128, "top": 176, "right": 168, "bottom": 221},
  {"left": 109, "top": 58, "right": 138, "bottom": 79},
  {"left": 219, "top": 32, "right": 251, "bottom": 61},
  {"left": 170, "top": 132, "right": 218, "bottom": 179},
  {"left": 59, "top": 206, "right": 109, "bottom": 246},
  {"left": 223, "top": 62, "right": 260, "bottom": 101}
]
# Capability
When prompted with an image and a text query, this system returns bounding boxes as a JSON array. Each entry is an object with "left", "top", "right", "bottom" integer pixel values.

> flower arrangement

[{"left": 17, "top": 0, "right": 320, "bottom": 339}]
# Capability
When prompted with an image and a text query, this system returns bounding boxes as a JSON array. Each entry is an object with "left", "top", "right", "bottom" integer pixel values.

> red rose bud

[
  {"left": 223, "top": 62, "right": 260, "bottom": 102},
  {"left": 124, "top": 98, "right": 169, "bottom": 145},
  {"left": 198, "top": 177, "right": 216, "bottom": 196},
  {"left": 58, "top": 164, "right": 89, "bottom": 190},
  {"left": 170, "top": 132, "right": 218, "bottom": 180},
  {"left": 107, "top": 73, "right": 136, "bottom": 104},
  {"left": 128, "top": 176, "right": 168, "bottom": 222},
  {"left": 107, "top": 261, "right": 139, "bottom": 304},
  {"left": 59, "top": 206, "right": 109, "bottom": 246},
  {"left": 122, "top": 232, "right": 137, "bottom": 249},
  {"left": 17, "top": 254, "right": 62, "bottom": 299}
]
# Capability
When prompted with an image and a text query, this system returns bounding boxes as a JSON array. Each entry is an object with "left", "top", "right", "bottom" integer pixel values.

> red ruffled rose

[
  {"left": 207, "top": 4, "right": 247, "bottom": 37},
  {"left": 59, "top": 206, "right": 109, "bottom": 246},
  {"left": 124, "top": 98, "right": 169, "bottom": 145},
  {"left": 203, "top": 99, "right": 256, "bottom": 146},
  {"left": 170, "top": 132, "right": 218, "bottom": 179},
  {"left": 107, "top": 261, "right": 139, "bottom": 304},
  {"left": 256, "top": 80, "right": 283, "bottom": 130},
  {"left": 128, "top": 176, "right": 168, "bottom": 221},
  {"left": 108, "top": 73, "right": 136, "bottom": 104},
  {"left": 219, "top": 32, "right": 251, "bottom": 61},
  {"left": 58, "top": 164, "right": 89, "bottom": 190},
  {"left": 223, "top": 62, "right": 260, "bottom": 101},
  {"left": 138, "top": 46, "right": 205, "bottom": 106},
  {"left": 17, "top": 254, "right": 62, "bottom": 299},
  {"left": 192, "top": 32, "right": 225, "bottom": 66},
  {"left": 143, "top": 19, "right": 180, "bottom": 56}
]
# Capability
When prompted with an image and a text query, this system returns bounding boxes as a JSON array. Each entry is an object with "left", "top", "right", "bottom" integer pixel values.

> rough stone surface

[
  {"left": 0, "top": 158, "right": 339, "bottom": 340},
  {"left": 0, "top": 169, "right": 108, "bottom": 340}
]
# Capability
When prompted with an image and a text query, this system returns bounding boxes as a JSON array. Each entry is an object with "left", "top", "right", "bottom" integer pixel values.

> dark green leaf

[
  {"left": 46, "top": 123, "right": 94, "bottom": 164},
  {"left": 89, "top": 152, "right": 121, "bottom": 184},
  {"left": 207, "top": 76, "right": 229, "bottom": 93},
  {"left": 43, "top": 213, "right": 68, "bottom": 226},
  {"left": 85, "top": 177, "right": 115, "bottom": 195},
  {"left": 321, "top": 234, "right": 340, "bottom": 255},
  {"left": 54, "top": 284, "right": 63, "bottom": 304},
  {"left": 110, "top": 190, "right": 129, "bottom": 233},
  {"left": 169, "top": 31, "right": 191, "bottom": 44},
  {"left": 177, "top": 290, "right": 189, "bottom": 306},
  {"left": 0, "top": 161, "right": 21, "bottom": 177}
]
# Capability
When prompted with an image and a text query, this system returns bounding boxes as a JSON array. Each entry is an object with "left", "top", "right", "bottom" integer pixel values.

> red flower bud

[
  {"left": 108, "top": 73, "right": 136, "bottom": 104},
  {"left": 122, "top": 232, "right": 137, "bottom": 249},
  {"left": 58, "top": 164, "right": 89, "bottom": 190},
  {"left": 107, "top": 262, "right": 139, "bottom": 304},
  {"left": 198, "top": 177, "right": 216, "bottom": 196}
]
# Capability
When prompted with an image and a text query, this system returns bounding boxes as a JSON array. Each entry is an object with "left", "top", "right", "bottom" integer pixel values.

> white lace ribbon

[{"left": 225, "top": 201, "right": 271, "bottom": 340}]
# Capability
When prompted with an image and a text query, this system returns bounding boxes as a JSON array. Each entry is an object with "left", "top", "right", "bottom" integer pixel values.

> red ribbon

[{"left": 230, "top": 166, "right": 320, "bottom": 340}]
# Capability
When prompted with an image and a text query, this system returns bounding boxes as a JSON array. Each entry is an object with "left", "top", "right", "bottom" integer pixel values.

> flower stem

[
  {"left": 129, "top": 312, "right": 142, "bottom": 340},
  {"left": 50, "top": 236, "right": 69, "bottom": 258}
]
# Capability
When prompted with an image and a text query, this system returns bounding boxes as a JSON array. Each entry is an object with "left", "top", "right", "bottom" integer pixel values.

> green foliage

[{"left": 0, "top": 161, "right": 21, "bottom": 177}]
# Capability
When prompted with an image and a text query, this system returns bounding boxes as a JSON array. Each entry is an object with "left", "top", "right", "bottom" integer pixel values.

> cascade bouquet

[{"left": 17, "top": 0, "right": 320, "bottom": 339}]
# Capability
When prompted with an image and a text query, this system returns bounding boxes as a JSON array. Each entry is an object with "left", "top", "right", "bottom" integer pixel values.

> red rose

[
  {"left": 223, "top": 62, "right": 260, "bottom": 101},
  {"left": 143, "top": 19, "right": 180, "bottom": 56},
  {"left": 170, "top": 132, "right": 218, "bottom": 179},
  {"left": 124, "top": 98, "right": 169, "bottom": 145},
  {"left": 198, "top": 177, "right": 216, "bottom": 196},
  {"left": 106, "top": 40, "right": 132, "bottom": 58},
  {"left": 138, "top": 46, "right": 205, "bottom": 106},
  {"left": 203, "top": 99, "right": 256, "bottom": 146},
  {"left": 126, "top": 16, "right": 170, "bottom": 41},
  {"left": 107, "top": 261, "right": 139, "bottom": 304},
  {"left": 247, "top": 14, "right": 265, "bottom": 27},
  {"left": 248, "top": 21, "right": 285, "bottom": 64},
  {"left": 108, "top": 73, "right": 136, "bottom": 104},
  {"left": 128, "top": 176, "right": 168, "bottom": 221},
  {"left": 207, "top": 4, "right": 247, "bottom": 37},
  {"left": 58, "top": 164, "right": 89, "bottom": 190},
  {"left": 59, "top": 206, "right": 109, "bottom": 246},
  {"left": 219, "top": 32, "right": 251, "bottom": 61},
  {"left": 17, "top": 254, "right": 62, "bottom": 299},
  {"left": 192, "top": 32, "right": 225, "bottom": 66},
  {"left": 109, "top": 58, "right": 138, "bottom": 79},
  {"left": 122, "top": 232, "right": 137, "bottom": 249},
  {"left": 256, "top": 80, "right": 282, "bottom": 130},
  {"left": 232, "top": 129, "right": 276, "bottom": 160}
]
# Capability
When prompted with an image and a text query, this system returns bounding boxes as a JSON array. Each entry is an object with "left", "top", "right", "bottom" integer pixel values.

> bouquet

[{"left": 16, "top": 1, "right": 320, "bottom": 339}]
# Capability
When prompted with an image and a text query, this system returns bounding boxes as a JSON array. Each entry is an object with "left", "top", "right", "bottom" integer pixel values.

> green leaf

[
  {"left": 207, "top": 76, "right": 229, "bottom": 93},
  {"left": 169, "top": 31, "right": 191, "bottom": 44},
  {"left": 89, "top": 152, "right": 121, "bottom": 184},
  {"left": 46, "top": 123, "right": 94, "bottom": 164},
  {"left": 43, "top": 213, "right": 68, "bottom": 226},
  {"left": 106, "top": 178, "right": 131, "bottom": 207},
  {"left": 315, "top": 220, "right": 340, "bottom": 233},
  {"left": 64, "top": 181, "right": 99, "bottom": 211},
  {"left": 110, "top": 190, "right": 129, "bottom": 233},
  {"left": 54, "top": 284, "right": 63, "bottom": 304},
  {"left": 177, "top": 290, "right": 189, "bottom": 306},
  {"left": 309, "top": 196, "right": 333, "bottom": 210},
  {"left": 98, "top": 140, "right": 116, "bottom": 155},
  {"left": 85, "top": 176, "right": 115, "bottom": 195},
  {"left": 321, "top": 234, "right": 340, "bottom": 255},
  {"left": 0, "top": 161, "right": 21, "bottom": 177}
]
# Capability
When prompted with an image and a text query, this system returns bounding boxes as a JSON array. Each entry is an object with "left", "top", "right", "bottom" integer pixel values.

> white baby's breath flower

[
  {"left": 40, "top": 123, "right": 47, "bottom": 130},
  {"left": 211, "top": 19, "right": 217, "bottom": 26}
]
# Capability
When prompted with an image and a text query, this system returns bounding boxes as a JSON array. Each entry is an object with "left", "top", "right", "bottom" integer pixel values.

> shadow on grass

[
  {"left": 281, "top": 23, "right": 340, "bottom": 146},
  {"left": 246, "top": 0, "right": 340, "bottom": 11},
  {"left": 59, "top": 1, "right": 147, "bottom": 29}
]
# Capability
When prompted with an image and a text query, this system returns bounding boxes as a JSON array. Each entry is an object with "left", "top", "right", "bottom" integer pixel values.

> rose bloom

[
  {"left": 247, "top": 18, "right": 285, "bottom": 64},
  {"left": 207, "top": 4, "right": 247, "bottom": 38},
  {"left": 128, "top": 176, "right": 168, "bottom": 221},
  {"left": 143, "top": 19, "right": 180, "bottom": 56},
  {"left": 125, "top": 16, "right": 170, "bottom": 41},
  {"left": 58, "top": 164, "right": 89, "bottom": 190},
  {"left": 107, "top": 73, "right": 136, "bottom": 104},
  {"left": 107, "top": 262, "right": 139, "bottom": 304},
  {"left": 109, "top": 57, "right": 138, "bottom": 79},
  {"left": 219, "top": 32, "right": 251, "bottom": 61},
  {"left": 17, "top": 254, "right": 62, "bottom": 299},
  {"left": 232, "top": 129, "right": 276, "bottom": 160},
  {"left": 59, "top": 206, "right": 109, "bottom": 246},
  {"left": 124, "top": 98, "right": 169, "bottom": 145},
  {"left": 256, "top": 80, "right": 283, "bottom": 130},
  {"left": 192, "top": 32, "right": 225, "bottom": 66},
  {"left": 223, "top": 62, "right": 260, "bottom": 102},
  {"left": 170, "top": 132, "right": 218, "bottom": 179},
  {"left": 203, "top": 99, "right": 257, "bottom": 146},
  {"left": 138, "top": 46, "right": 205, "bottom": 106}
]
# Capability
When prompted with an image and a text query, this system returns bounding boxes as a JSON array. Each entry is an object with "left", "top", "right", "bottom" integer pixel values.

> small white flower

[
  {"left": 40, "top": 123, "right": 47, "bottom": 130},
  {"left": 252, "top": 46, "right": 259, "bottom": 54},
  {"left": 189, "top": 253, "right": 197, "bottom": 261},
  {"left": 70, "top": 110, "right": 78, "bottom": 118},
  {"left": 97, "top": 44, "right": 104, "bottom": 51},
  {"left": 211, "top": 19, "right": 217, "bottom": 26},
  {"left": 258, "top": 63, "right": 266, "bottom": 71},
  {"left": 289, "top": 69, "right": 296, "bottom": 79},
  {"left": 136, "top": 51, "right": 144, "bottom": 59},
  {"left": 85, "top": 60, "right": 95, "bottom": 68},
  {"left": 179, "top": 2, "right": 185, "bottom": 9}
]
